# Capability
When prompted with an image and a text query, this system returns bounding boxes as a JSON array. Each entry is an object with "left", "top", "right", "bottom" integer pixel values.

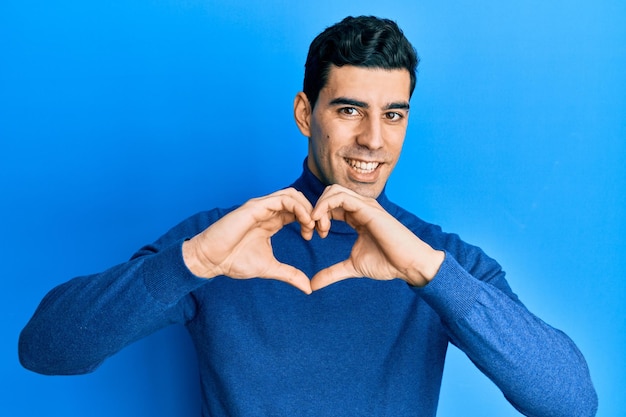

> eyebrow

[{"left": 329, "top": 97, "right": 410, "bottom": 111}]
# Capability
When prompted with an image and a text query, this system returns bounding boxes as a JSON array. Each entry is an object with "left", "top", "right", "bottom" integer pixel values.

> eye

[
  {"left": 339, "top": 107, "right": 360, "bottom": 117},
  {"left": 384, "top": 111, "right": 404, "bottom": 122}
]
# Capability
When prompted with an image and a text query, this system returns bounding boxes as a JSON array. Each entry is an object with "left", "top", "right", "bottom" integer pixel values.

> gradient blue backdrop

[{"left": 2, "top": 1, "right": 624, "bottom": 416}]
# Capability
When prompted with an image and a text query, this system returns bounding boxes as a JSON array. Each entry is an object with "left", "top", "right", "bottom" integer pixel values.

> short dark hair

[{"left": 303, "top": 16, "right": 419, "bottom": 108}]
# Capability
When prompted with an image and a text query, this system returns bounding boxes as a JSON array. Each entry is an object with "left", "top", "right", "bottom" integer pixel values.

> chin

[{"left": 346, "top": 183, "right": 383, "bottom": 199}]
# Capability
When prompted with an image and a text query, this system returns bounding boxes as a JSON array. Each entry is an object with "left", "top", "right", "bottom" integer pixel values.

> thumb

[
  {"left": 264, "top": 262, "right": 313, "bottom": 295},
  {"left": 310, "top": 260, "right": 357, "bottom": 291}
]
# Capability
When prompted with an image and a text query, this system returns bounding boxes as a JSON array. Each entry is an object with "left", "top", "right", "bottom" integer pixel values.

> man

[{"left": 19, "top": 16, "right": 597, "bottom": 416}]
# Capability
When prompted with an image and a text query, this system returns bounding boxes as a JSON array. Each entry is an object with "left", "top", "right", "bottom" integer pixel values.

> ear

[{"left": 293, "top": 92, "right": 312, "bottom": 137}]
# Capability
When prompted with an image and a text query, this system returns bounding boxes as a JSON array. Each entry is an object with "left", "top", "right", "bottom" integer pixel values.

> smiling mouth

[{"left": 345, "top": 158, "right": 381, "bottom": 174}]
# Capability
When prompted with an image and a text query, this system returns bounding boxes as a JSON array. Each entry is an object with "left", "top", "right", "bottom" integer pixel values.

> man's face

[{"left": 295, "top": 65, "right": 411, "bottom": 199}]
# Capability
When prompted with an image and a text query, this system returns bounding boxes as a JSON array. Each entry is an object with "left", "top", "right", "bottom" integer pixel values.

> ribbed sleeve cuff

[
  {"left": 142, "top": 240, "right": 208, "bottom": 305},
  {"left": 416, "top": 251, "right": 482, "bottom": 323}
]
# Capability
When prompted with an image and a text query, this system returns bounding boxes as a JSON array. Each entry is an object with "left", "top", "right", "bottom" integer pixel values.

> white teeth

[{"left": 346, "top": 159, "right": 380, "bottom": 173}]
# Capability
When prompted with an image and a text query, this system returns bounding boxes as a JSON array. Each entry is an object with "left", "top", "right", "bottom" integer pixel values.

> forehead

[{"left": 321, "top": 65, "right": 411, "bottom": 103}]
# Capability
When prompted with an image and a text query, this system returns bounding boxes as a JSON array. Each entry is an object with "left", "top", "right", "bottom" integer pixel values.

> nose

[{"left": 356, "top": 117, "right": 384, "bottom": 149}]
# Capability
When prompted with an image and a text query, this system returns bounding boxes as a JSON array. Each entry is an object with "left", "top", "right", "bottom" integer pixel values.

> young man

[{"left": 20, "top": 16, "right": 597, "bottom": 417}]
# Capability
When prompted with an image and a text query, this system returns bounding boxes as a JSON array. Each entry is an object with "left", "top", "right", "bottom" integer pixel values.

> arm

[
  {"left": 418, "top": 249, "right": 597, "bottom": 417},
  {"left": 310, "top": 184, "right": 597, "bottom": 417},
  {"left": 19, "top": 187, "right": 317, "bottom": 375},
  {"left": 18, "top": 225, "right": 210, "bottom": 375}
]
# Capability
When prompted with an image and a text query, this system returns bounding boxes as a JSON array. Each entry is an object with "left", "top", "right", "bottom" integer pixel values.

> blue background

[{"left": 2, "top": 1, "right": 624, "bottom": 416}]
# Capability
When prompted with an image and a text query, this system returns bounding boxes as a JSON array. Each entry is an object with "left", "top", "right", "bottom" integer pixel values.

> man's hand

[
  {"left": 182, "top": 188, "right": 316, "bottom": 294},
  {"left": 310, "top": 184, "right": 445, "bottom": 291}
]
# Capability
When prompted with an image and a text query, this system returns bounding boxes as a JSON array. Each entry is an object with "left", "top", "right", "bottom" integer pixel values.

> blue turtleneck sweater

[{"left": 19, "top": 163, "right": 597, "bottom": 417}]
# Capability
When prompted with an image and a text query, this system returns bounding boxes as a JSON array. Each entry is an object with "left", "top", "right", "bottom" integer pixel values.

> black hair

[{"left": 303, "top": 16, "right": 419, "bottom": 108}]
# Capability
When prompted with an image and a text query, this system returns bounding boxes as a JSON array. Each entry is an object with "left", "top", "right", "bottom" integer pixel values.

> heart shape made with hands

[{"left": 185, "top": 185, "right": 442, "bottom": 295}]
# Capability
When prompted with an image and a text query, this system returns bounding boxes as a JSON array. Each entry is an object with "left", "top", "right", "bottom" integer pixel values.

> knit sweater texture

[{"left": 19, "top": 163, "right": 598, "bottom": 417}]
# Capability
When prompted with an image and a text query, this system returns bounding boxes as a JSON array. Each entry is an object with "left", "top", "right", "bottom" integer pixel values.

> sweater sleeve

[
  {"left": 18, "top": 211, "right": 220, "bottom": 376},
  {"left": 417, "top": 250, "right": 598, "bottom": 417}
]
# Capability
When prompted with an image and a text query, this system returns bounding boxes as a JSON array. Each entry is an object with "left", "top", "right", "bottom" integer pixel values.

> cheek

[
  {"left": 311, "top": 126, "right": 337, "bottom": 155},
  {"left": 325, "top": 125, "right": 359, "bottom": 155},
  {"left": 385, "top": 126, "right": 407, "bottom": 153},
  {"left": 392, "top": 138, "right": 405, "bottom": 156},
  {"left": 309, "top": 117, "right": 335, "bottom": 149}
]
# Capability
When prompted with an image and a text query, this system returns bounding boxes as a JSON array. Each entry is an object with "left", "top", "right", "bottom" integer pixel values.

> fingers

[
  {"left": 254, "top": 188, "right": 316, "bottom": 240},
  {"left": 310, "top": 260, "right": 357, "bottom": 291},
  {"left": 311, "top": 185, "right": 346, "bottom": 237},
  {"left": 311, "top": 184, "right": 379, "bottom": 237},
  {"left": 264, "top": 261, "right": 313, "bottom": 295}
]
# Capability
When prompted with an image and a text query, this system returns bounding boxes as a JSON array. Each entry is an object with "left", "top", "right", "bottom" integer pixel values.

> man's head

[{"left": 294, "top": 16, "right": 419, "bottom": 198}]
